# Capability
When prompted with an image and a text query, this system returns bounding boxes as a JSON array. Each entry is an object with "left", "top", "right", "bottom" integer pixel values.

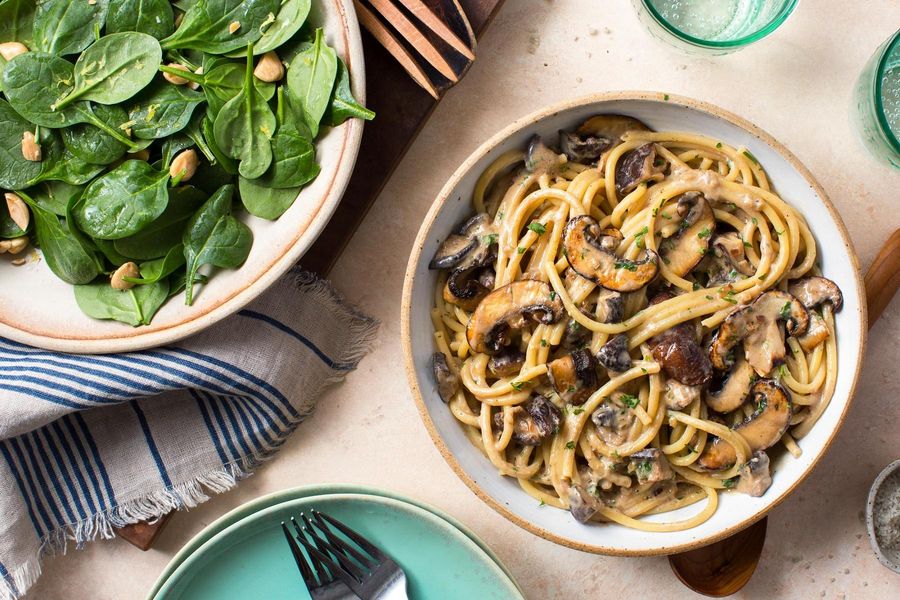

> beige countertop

[{"left": 31, "top": 1, "right": 900, "bottom": 598}]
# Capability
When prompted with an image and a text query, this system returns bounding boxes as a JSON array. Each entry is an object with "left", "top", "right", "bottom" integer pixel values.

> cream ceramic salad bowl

[{"left": 401, "top": 92, "right": 866, "bottom": 555}]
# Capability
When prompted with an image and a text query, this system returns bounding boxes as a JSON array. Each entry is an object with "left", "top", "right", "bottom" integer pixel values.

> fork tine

[
  {"left": 293, "top": 527, "right": 363, "bottom": 591},
  {"left": 314, "top": 510, "right": 385, "bottom": 560},
  {"left": 291, "top": 517, "right": 331, "bottom": 584},
  {"left": 303, "top": 522, "right": 368, "bottom": 582},
  {"left": 281, "top": 521, "right": 317, "bottom": 589},
  {"left": 308, "top": 512, "right": 375, "bottom": 567},
  {"left": 397, "top": 0, "right": 476, "bottom": 60}
]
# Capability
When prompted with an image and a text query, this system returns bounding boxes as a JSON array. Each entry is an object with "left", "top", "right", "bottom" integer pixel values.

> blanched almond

[
  {"left": 5, "top": 193, "right": 29, "bottom": 231},
  {"left": 0, "top": 237, "right": 28, "bottom": 255},
  {"left": 169, "top": 149, "right": 198, "bottom": 182},
  {"left": 228, "top": 21, "right": 241, "bottom": 34},
  {"left": 0, "top": 42, "right": 27, "bottom": 61},
  {"left": 253, "top": 52, "right": 284, "bottom": 82},
  {"left": 189, "top": 66, "right": 204, "bottom": 90},
  {"left": 111, "top": 262, "right": 139, "bottom": 290},
  {"left": 21, "top": 131, "right": 41, "bottom": 161},
  {"left": 163, "top": 62, "right": 190, "bottom": 85}
]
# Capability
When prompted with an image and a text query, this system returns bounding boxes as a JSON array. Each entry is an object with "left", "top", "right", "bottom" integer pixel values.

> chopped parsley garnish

[
  {"left": 728, "top": 268, "right": 738, "bottom": 279},
  {"left": 698, "top": 247, "right": 707, "bottom": 256},
  {"left": 779, "top": 301, "right": 792, "bottom": 319},
  {"left": 636, "top": 461, "right": 652, "bottom": 477},
  {"left": 723, "top": 477, "right": 739, "bottom": 489},
  {"left": 634, "top": 226, "right": 649, "bottom": 249},
  {"left": 742, "top": 150, "right": 759, "bottom": 164},
  {"left": 565, "top": 441, "right": 576, "bottom": 450},
  {"left": 620, "top": 393, "right": 640, "bottom": 408},
  {"left": 567, "top": 385, "right": 576, "bottom": 393},
  {"left": 540, "top": 339, "right": 548, "bottom": 347},
  {"left": 705, "top": 295, "right": 714, "bottom": 300},
  {"left": 573, "top": 407, "right": 584, "bottom": 415},
  {"left": 640, "top": 367, "right": 648, "bottom": 374},
  {"left": 751, "top": 217, "right": 758, "bottom": 226},
  {"left": 528, "top": 222, "right": 547, "bottom": 235},
  {"left": 549, "top": 291, "right": 557, "bottom": 300},
  {"left": 775, "top": 228, "right": 785, "bottom": 235},
  {"left": 756, "top": 396, "right": 768, "bottom": 413},
  {"left": 743, "top": 239, "right": 753, "bottom": 248},
  {"left": 614, "top": 260, "right": 637, "bottom": 271},
  {"left": 481, "top": 233, "right": 498, "bottom": 246},
  {"left": 698, "top": 227, "right": 712, "bottom": 239},
  {"left": 510, "top": 381, "right": 525, "bottom": 391},
  {"left": 716, "top": 142, "right": 723, "bottom": 149},
  {"left": 660, "top": 212, "right": 672, "bottom": 220},
  {"left": 664, "top": 93, "right": 670, "bottom": 101},
  {"left": 692, "top": 281, "right": 701, "bottom": 291},
  {"left": 776, "top": 363, "right": 789, "bottom": 380},
  {"left": 722, "top": 290, "right": 738, "bottom": 304},
  {"left": 538, "top": 499, "right": 546, "bottom": 507},
  {"left": 517, "top": 246, "right": 526, "bottom": 254},
  {"left": 496, "top": 211, "right": 504, "bottom": 221}
]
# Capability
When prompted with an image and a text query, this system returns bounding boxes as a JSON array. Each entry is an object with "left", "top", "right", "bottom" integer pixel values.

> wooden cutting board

[{"left": 116, "top": 0, "right": 508, "bottom": 551}]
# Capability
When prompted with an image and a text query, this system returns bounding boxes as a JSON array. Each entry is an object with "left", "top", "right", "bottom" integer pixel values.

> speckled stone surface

[{"left": 30, "top": 1, "right": 900, "bottom": 598}]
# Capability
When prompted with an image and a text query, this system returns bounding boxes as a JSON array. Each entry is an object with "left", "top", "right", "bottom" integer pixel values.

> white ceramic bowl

[
  {"left": 402, "top": 92, "right": 867, "bottom": 555},
  {"left": 0, "top": 0, "right": 365, "bottom": 354}
]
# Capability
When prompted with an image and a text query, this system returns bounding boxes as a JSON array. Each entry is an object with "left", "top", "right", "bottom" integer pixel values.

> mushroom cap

[
  {"left": 576, "top": 114, "right": 651, "bottom": 146},
  {"left": 488, "top": 349, "right": 526, "bottom": 378},
  {"left": 788, "top": 276, "right": 843, "bottom": 312},
  {"left": 797, "top": 311, "right": 830, "bottom": 352},
  {"left": 443, "top": 268, "right": 490, "bottom": 311},
  {"left": 596, "top": 333, "right": 633, "bottom": 372},
  {"left": 495, "top": 396, "right": 562, "bottom": 446},
  {"left": 615, "top": 143, "right": 665, "bottom": 194},
  {"left": 466, "top": 280, "right": 565, "bottom": 354},
  {"left": 429, "top": 213, "right": 497, "bottom": 270},
  {"left": 563, "top": 216, "right": 659, "bottom": 292},
  {"left": 431, "top": 352, "right": 460, "bottom": 403},
  {"left": 704, "top": 355, "right": 755, "bottom": 413},
  {"left": 547, "top": 349, "right": 600, "bottom": 405},
  {"left": 658, "top": 192, "right": 716, "bottom": 278},
  {"left": 650, "top": 322, "right": 714, "bottom": 386},
  {"left": 708, "top": 290, "right": 810, "bottom": 372},
  {"left": 525, "top": 135, "right": 562, "bottom": 176},
  {"left": 697, "top": 379, "right": 792, "bottom": 471}
]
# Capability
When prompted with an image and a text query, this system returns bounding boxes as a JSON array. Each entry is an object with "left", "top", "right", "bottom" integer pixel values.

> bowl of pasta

[{"left": 401, "top": 92, "right": 866, "bottom": 555}]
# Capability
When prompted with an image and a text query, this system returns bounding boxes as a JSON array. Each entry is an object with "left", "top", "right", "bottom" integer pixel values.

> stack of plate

[{"left": 149, "top": 485, "right": 524, "bottom": 599}]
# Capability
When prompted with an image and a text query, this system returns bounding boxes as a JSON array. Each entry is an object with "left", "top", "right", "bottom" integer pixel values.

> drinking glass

[
  {"left": 853, "top": 29, "right": 900, "bottom": 168},
  {"left": 632, "top": 0, "right": 800, "bottom": 55}
]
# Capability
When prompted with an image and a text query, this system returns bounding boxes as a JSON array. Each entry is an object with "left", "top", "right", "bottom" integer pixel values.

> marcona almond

[
  {"left": 10, "top": 258, "right": 25, "bottom": 266},
  {"left": 0, "top": 42, "right": 27, "bottom": 61},
  {"left": 111, "top": 262, "right": 140, "bottom": 290},
  {"left": 253, "top": 52, "right": 284, "bottom": 82},
  {"left": 21, "top": 131, "right": 41, "bottom": 161},
  {"left": 189, "top": 66, "right": 204, "bottom": 90},
  {"left": 169, "top": 149, "right": 199, "bottom": 182},
  {"left": 228, "top": 21, "right": 241, "bottom": 34},
  {"left": 163, "top": 63, "right": 190, "bottom": 85},
  {"left": 0, "top": 237, "right": 28, "bottom": 255},
  {"left": 5, "top": 193, "right": 29, "bottom": 231}
]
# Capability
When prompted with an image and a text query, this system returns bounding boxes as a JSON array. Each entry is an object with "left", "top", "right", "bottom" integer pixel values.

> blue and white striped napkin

[{"left": 0, "top": 269, "right": 378, "bottom": 600}]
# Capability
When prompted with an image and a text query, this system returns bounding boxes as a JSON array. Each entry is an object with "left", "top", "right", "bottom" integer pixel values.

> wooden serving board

[{"left": 116, "top": 0, "right": 508, "bottom": 551}]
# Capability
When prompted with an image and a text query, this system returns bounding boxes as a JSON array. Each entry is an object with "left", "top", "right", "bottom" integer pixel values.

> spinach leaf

[
  {"left": 0, "top": 0, "right": 37, "bottom": 48},
  {"left": 2, "top": 52, "right": 137, "bottom": 147},
  {"left": 161, "top": 0, "right": 281, "bottom": 55},
  {"left": 61, "top": 104, "right": 130, "bottom": 165},
  {"left": 54, "top": 32, "right": 162, "bottom": 110},
  {"left": 127, "top": 77, "right": 205, "bottom": 140},
  {"left": 212, "top": 45, "right": 275, "bottom": 179},
  {"left": 33, "top": 0, "right": 110, "bottom": 56},
  {"left": 124, "top": 244, "right": 186, "bottom": 284},
  {"left": 286, "top": 28, "right": 337, "bottom": 137},
  {"left": 182, "top": 183, "right": 251, "bottom": 304},
  {"left": 30, "top": 130, "right": 105, "bottom": 186},
  {"left": 0, "top": 98, "right": 43, "bottom": 190},
  {"left": 200, "top": 61, "right": 275, "bottom": 118},
  {"left": 238, "top": 177, "right": 301, "bottom": 221},
  {"left": 201, "top": 116, "right": 237, "bottom": 174},
  {"left": 74, "top": 279, "right": 170, "bottom": 326},
  {"left": 20, "top": 192, "right": 101, "bottom": 284},
  {"left": 113, "top": 185, "right": 207, "bottom": 259},
  {"left": 324, "top": 57, "right": 375, "bottom": 126},
  {"left": 75, "top": 160, "right": 170, "bottom": 239},
  {"left": 106, "top": 0, "right": 175, "bottom": 40},
  {"left": 93, "top": 238, "right": 130, "bottom": 266},
  {"left": 25, "top": 181, "right": 83, "bottom": 217},
  {"left": 254, "top": 92, "right": 319, "bottom": 189},
  {"left": 249, "top": 0, "right": 310, "bottom": 55},
  {"left": 1, "top": 198, "right": 28, "bottom": 238}
]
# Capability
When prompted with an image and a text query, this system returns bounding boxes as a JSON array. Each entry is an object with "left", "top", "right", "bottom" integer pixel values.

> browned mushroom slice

[
  {"left": 595, "top": 288, "right": 625, "bottom": 323},
  {"left": 563, "top": 216, "right": 659, "bottom": 292},
  {"left": 431, "top": 352, "right": 459, "bottom": 403},
  {"left": 707, "top": 232, "right": 754, "bottom": 286},
  {"left": 576, "top": 114, "right": 652, "bottom": 145},
  {"left": 736, "top": 451, "right": 772, "bottom": 497},
  {"left": 664, "top": 378, "right": 701, "bottom": 409},
  {"left": 548, "top": 348, "right": 600, "bottom": 405},
  {"left": 628, "top": 448, "right": 674, "bottom": 484},
  {"left": 466, "top": 280, "right": 565, "bottom": 355},
  {"left": 788, "top": 276, "right": 843, "bottom": 312},
  {"left": 492, "top": 396, "right": 562, "bottom": 446},
  {"left": 797, "top": 312, "right": 829, "bottom": 352},
  {"left": 697, "top": 379, "right": 792, "bottom": 471},
  {"left": 704, "top": 355, "right": 755, "bottom": 413},
  {"left": 442, "top": 268, "right": 490, "bottom": 311},
  {"left": 566, "top": 483, "right": 598, "bottom": 523},
  {"left": 650, "top": 321, "right": 713, "bottom": 386},
  {"left": 596, "top": 334, "right": 632, "bottom": 372},
  {"left": 488, "top": 350, "right": 526, "bottom": 378},
  {"left": 657, "top": 192, "right": 716, "bottom": 277},
  {"left": 591, "top": 392, "right": 637, "bottom": 446},
  {"left": 615, "top": 143, "right": 665, "bottom": 194},
  {"left": 525, "top": 135, "right": 562, "bottom": 176},
  {"left": 429, "top": 213, "right": 497, "bottom": 270},
  {"left": 709, "top": 290, "right": 809, "bottom": 375}
]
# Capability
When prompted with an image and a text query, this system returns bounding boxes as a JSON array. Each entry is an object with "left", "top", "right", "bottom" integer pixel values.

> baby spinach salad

[{"left": 0, "top": 0, "right": 373, "bottom": 326}]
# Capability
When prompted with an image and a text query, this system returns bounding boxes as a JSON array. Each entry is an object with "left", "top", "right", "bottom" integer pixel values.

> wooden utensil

[
  {"left": 670, "top": 229, "right": 900, "bottom": 597},
  {"left": 355, "top": 0, "right": 476, "bottom": 99}
]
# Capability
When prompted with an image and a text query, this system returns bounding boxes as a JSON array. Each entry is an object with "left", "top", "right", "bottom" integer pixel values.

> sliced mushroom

[
  {"left": 709, "top": 290, "right": 809, "bottom": 376},
  {"left": 788, "top": 276, "right": 842, "bottom": 312},
  {"left": 649, "top": 318, "right": 713, "bottom": 386},
  {"left": 704, "top": 356, "right": 755, "bottom": 413},
  {"left": 707, "top": 232, "right": 754, "bottom": 286},
  {"left": 664, "top": 378, "right": 701, "bottom": 410},
  {"left": 657, "top": 192, "right": 716, "bottom": 277},
  {"left": 595, "top": 288, "right": 625, "bottom": 323},
  {"left": 548, "top": 348, "right": 600, "bottom": 405},
  {"left": 488, "top": 349, "right": 526, "bottom": 378},
  {"left": 596, "top": 334, "right": 632, "bottom": 372},
  {"left": 563, "top": 216, "right": 659, "bottom": 292},
  {"left": 697, "top": 379, "right": 792, "bottom": 471},
  {"left": 736, "top": 451, "right": 773, "bottom": 497},
  {"left": 431, "top": 352, "right": 459, "bottom": 403},
  {"left": 628, "top": 448, "right": 674, "bottom": 484},
  {"left": 797, "top": 311, "right": 829, "bottom": 352},
  {"left": 560, "top": 318, "right": 590, "bottom": 351},
  {"left": 429, "top": 213, "right": 497, "bottom": 270},
  {"left": 493, "top": 396, "right": 561, "bottom": 446},
  {"left": 591, "top": 392, "right": 637, "bottom": 446},
  {"left": 443, "top": 268, "right": 490, "bottom": 311},
  {"left": 466, "top": 280, "right": 565, "bottom": 354},
  {"left": 615, "top": 143, "right": 665, "bottom": 194},
  {"left": 559, "top": 114, "right": 652, "bottom": 163},
  {"left": 525, "top": 135, "right": 562, "bottom": 175},
  {"left": 566, "top": 483, "right": 598, "bottom": 523},
  {"left": 559, "top": 130, "right": 609, "bottom": 163}
]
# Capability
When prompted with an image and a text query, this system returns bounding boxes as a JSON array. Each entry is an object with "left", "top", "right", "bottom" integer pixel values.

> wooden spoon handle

[{"left": 864, "top": 229, "right": 900, "bottom": 324}]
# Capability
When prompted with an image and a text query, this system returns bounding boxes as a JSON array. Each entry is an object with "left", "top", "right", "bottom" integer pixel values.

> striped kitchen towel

[{"left": 0, "top": 269, "right": 378, "bottom": 600}]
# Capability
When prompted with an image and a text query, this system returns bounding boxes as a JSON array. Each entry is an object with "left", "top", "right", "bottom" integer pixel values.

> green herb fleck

[
  {"left": 664, "top": 94, "right": 670, "bottom": 101},
  {"left": 723, "top": 477, "right": 739, "bottom": 489},
  {"left": 742, "top": 150, "right": 759, "bottom": 164},
  {"left": 620, "top": 393, "right": 640, "bottom": 408},
  {"left": 565, "top": 441, "right": 576, "bottom": 450},
  {"left": 751, "top": 217, "right": 758, "bottom": 226},
  {"left": 743, "top": 239, "right": 753, "bottom": 248},
  {"left": 540, "top": 339, "right": 548, "bottom": 347},
  {"left": 528, "top": 222, "right": 547, "bottom": 235},
  {"left": 573, "top": 407, "right": 584, "bottom": 415},
  {"left": 634, "top": 226, "right": 649, "bottom": 249},
  {"left": 636, "top": 461, "right": 652, "bottom": 478},
  {"left": 510, "top": 381, "right": 524, "bottom": 391},
  {"left": 614, "top": 260, "right": 637, "bottom": 271},
  {"left": 706, "top": 295, "right": 714, "bottom": 300},
  {"left": 779, "top": 301, "right": 792, "bottom": 319},
  {"left": 693, "top": 281, "right": 701, "bottom": 291},
  {"left": 549, "top": 291, "right": 557, "bottom": 300},
  {"left": 517, "top": 246, "right": 526, "bottom": 254},
  {"left": 698, "top": 227, "right": 712, "bottom": 239},
  {"left": 538, "top": 499, "right": 546, "bottom": 507},
  {"left": 716, "top": 142, "right": 723, "bottom": 149},
  {"left": 482, "top": 233, "right": 498, "bottom": 246},
  {"left": 722, "top": 290, "right": 738, "bottom": 304}
]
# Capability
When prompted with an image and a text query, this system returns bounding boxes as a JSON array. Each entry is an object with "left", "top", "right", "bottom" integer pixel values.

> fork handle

[{"left": 375, "top": 584, "right": 408, "bottom": 600}]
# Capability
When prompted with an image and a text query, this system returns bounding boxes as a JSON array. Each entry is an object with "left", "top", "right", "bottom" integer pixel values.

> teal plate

[
  {"left": 154, "top": 493, "right": 524, "bottom": 600},
  {"left": 148, "top": 484, "right": 521, "bottom": 598}
]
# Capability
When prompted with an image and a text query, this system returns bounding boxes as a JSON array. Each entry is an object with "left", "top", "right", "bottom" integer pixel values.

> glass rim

[
  {"left": 874, "top": 29, "right": 900, "bottom": 154},
  {"left": 641, "top": 0, "right": 800, "bottom": 49}
]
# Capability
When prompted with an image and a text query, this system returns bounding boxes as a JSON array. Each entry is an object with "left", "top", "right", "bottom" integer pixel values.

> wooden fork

[{"left": 354, "top": 0, "right": 476, "bottom": 99}]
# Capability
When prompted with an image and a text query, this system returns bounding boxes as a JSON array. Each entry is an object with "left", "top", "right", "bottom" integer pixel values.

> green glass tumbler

[
  {"left": 853, "top": 29, "right": 900, "bottom": 168},
  {"left": 632, "top": 0, "right": 799, "bottom": 55}
]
